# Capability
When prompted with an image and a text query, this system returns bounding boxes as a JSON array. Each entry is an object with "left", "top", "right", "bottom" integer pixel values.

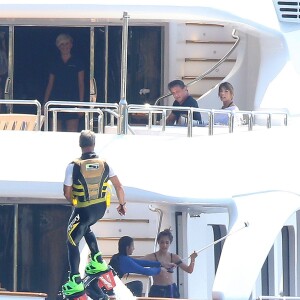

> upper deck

[{"left": 0, "top": 99, "right": 296, "bottom": 206}]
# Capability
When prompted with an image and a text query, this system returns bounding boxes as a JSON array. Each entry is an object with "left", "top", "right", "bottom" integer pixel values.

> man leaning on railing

[{"left": 166, "top": 80, "right": 202, "bottom": 126}]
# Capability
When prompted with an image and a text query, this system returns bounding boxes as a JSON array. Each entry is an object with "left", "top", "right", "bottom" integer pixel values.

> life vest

[{"left": 71, "top": 157, "right": 110, "bottom": 208}]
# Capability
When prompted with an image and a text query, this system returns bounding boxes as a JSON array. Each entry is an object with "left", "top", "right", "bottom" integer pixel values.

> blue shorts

[{"left": 148, "top": 283, "right": 180, "bottom": 298}]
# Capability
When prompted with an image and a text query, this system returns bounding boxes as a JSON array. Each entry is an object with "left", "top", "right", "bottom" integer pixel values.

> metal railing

[
  {"left": 0, "top": 99, "right": 42, "bottom": 130},
  {"left": 49, "top": 107, "right": 104, "bottom": 133},
  {"left": 44, "top": 101, "right": 119, "bottom": 131},
  {"left": 118, "top": 11, "right": 130, "bottom": 135},
  {"left": 208, "top": 109, "right": 283, "bottom": 135},
  {"left": 148, "top": 205, "right": 164, "bottom": 251},
  {"left": 128, "top": 104, "right": 212, "bottom": 137},
  {"left": 257, "top": 297, "right": 300, "bottom": 300},
  {"left": 154, "top": 29, "right": 240, "bottom": 106},
  {"left": 0, "top": 99, "right": 288, "bottom": 136},
  {"left": 128, "top": 104, "right": 288, "bottom": 137}
]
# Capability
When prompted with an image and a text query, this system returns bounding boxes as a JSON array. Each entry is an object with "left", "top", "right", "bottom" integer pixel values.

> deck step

[
  {"left": 186, "top": 40, "right": 235, "bottom": 44},
  {"left": 186, "top": 22, "right": 224, "bottom": 27},
  {"left": 99, "top": 218, "right": 149, "bottom": 223},
  {"left": 103, "top": 254, "right": 144, "bottom": 260},
  {"left": 185, "top": 58, "right": 236, "bottom": 62},
  {"left": 183, "top": 76, "right": 224, "bottom": 80},
  {"left": 190, "top": 94, "right": 203, "bottom": 99},
  {"left": 97, "top": 237, "right": 155, "bottom": 257},
  {"left": 97, "top": 237, "right": 154, "bottom": 242}
]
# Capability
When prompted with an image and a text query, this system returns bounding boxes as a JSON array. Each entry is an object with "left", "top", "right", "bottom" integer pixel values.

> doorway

[
  {"left": 11, "top": 25, "right": 162, "bottom": 116},
  {"left": 13, "top": 26, "right": 91, "bottom": 114},
  {"left": 0, "top": 26, "right": 8, "bottom": 113},
  {"left": 94, "top": 25, "right": 162, "bottom": 105}
]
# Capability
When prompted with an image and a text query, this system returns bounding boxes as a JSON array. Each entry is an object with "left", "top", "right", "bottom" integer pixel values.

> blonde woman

[
  {"left": 43, "top": 33, "right": 85, "bottom": 132},
  {"left": 143, "top": 229, "right": 197, "bottom": 298}
]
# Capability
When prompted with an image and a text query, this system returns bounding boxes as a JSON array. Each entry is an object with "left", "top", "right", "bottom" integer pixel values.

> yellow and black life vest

[{"left": 72, "top": 157, "right": 110, "bottom": 208}]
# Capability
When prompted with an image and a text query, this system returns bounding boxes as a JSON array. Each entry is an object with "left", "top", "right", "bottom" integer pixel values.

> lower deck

[
  {"left": 0, "top": 291, "right": 187, "bottom": 300},
  {"left": 0, "top": 291, "right": 47, "bottom": 300},
  {"left": 1, "top": 118, "right": 300, "bottom": 300}
]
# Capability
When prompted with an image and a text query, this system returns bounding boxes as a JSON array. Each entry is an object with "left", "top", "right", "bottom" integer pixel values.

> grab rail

[
  {"left": 257, "top": 297, "right": 300, "bottom": 300},
  {"left": 128, "top": 104, "right": 201, "bottom": 137},
  {"left": 127, "top": 104, "right": 288, "bottom": 137},
  {"left": 44, "top": 101, "right": 119, "bottom": 131},
  {"left": 1, "top": 100, "right": 288, "bottom": 137},
  {"left": 154, "top": 29, "right": 240, "bottom": 106},
  {"left": 148, "top": 205, "right": 164, "bottom": 250},
  {"left": 48, "top": 107, "right": 104, "bottom": 133}
]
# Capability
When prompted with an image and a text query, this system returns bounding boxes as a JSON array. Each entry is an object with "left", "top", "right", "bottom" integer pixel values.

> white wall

[
  {"left": 178, "top": 212, "right": 229, "bottom": 299},
  {"left": 164, "top": 17, "right": 300, "bottom": 117}
]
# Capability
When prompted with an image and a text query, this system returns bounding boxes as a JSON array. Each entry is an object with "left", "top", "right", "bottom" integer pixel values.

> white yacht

[{"left": 0, "top": 1, "right": 300, "bottom": 300}]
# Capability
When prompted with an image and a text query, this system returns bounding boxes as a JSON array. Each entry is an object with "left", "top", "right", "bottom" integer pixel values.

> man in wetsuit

[
  {"left": 166, "top": 79, "right": 202, "bottom": 126},
  {"left": 62, "top": 130, "right": 126, "bottom": 297}
]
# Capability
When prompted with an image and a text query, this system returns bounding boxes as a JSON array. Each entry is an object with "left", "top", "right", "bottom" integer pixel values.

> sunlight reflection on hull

[{"left": 112, "top": 276, "right": 136, "bottom": 300}]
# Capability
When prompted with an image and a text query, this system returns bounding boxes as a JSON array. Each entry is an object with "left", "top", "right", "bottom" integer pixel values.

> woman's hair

[
  {"left": 157, "top": 228, "right": 173, "bottom": 243},
  {"left": 56, "top": 33, "right": 73, "bottom": 47},
  {"left": 118, "top": 236, "right": 134, "bottom": 255},
  {"left": 218, "top": 81, "right": 234, "bottom": 96}
]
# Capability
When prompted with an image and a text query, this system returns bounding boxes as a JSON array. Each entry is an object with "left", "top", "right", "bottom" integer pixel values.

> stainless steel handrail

[
  {"left": 48, "top": 107, "right": 104, "bottom": 133},
  {"left": 127, "top": 104, "right": 288, "bottom": 137},
  {"left": 257, "top": 297, "right": 300, "bottom": 300},
  {"left": 154, "top": 29, "right": 240, "bottom": 106},
  {"left": 118, "top": 11, "right": 130, "bottom": 135},
  {"left": 237, "top": 110, "right": 288, "bottom": 130},
  {"left": 210, "top": 109, "right": 235, "bottom": 134},
  {"left": 0, "top": 99, "right": 42, "bottom": 130},
  {"left": 102, "top": 108, "right": 119, "bottom": 126},
  {"left": 236, "top": 110, "right": 253, "bottom": 130},
  {"left": 148, "top": 205, "right": 164, "bottom": 251},
  {"left": 128, "top": 105, "right": 167, "bottom": 131},
  {"left": 100, "top": 108, "right": 138, "bottom": 135},
  {"left": 128, "top": 104, "right": 212, "bottom": 137},
  {"left": 251, "top": 111, "right": 288, "bottom": 128},
  {"left": 44, "top": 101, "right": 119, "bottom": 131}
]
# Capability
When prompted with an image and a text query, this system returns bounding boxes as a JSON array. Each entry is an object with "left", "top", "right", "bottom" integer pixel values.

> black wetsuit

[
  {"left": 66, "top": 152, "right": 108, "bottom": 276},
  {"left": 67, "top": 202, "right": 106, "bottom": 275}
]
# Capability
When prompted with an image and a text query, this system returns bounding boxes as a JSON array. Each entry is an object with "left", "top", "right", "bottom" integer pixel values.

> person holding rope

[
  {"left": 109, "top": 236, "right": 176, "bottom": 297},
  {"left": 143, "top": 228, "right": 198, "bottom": 298}
]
